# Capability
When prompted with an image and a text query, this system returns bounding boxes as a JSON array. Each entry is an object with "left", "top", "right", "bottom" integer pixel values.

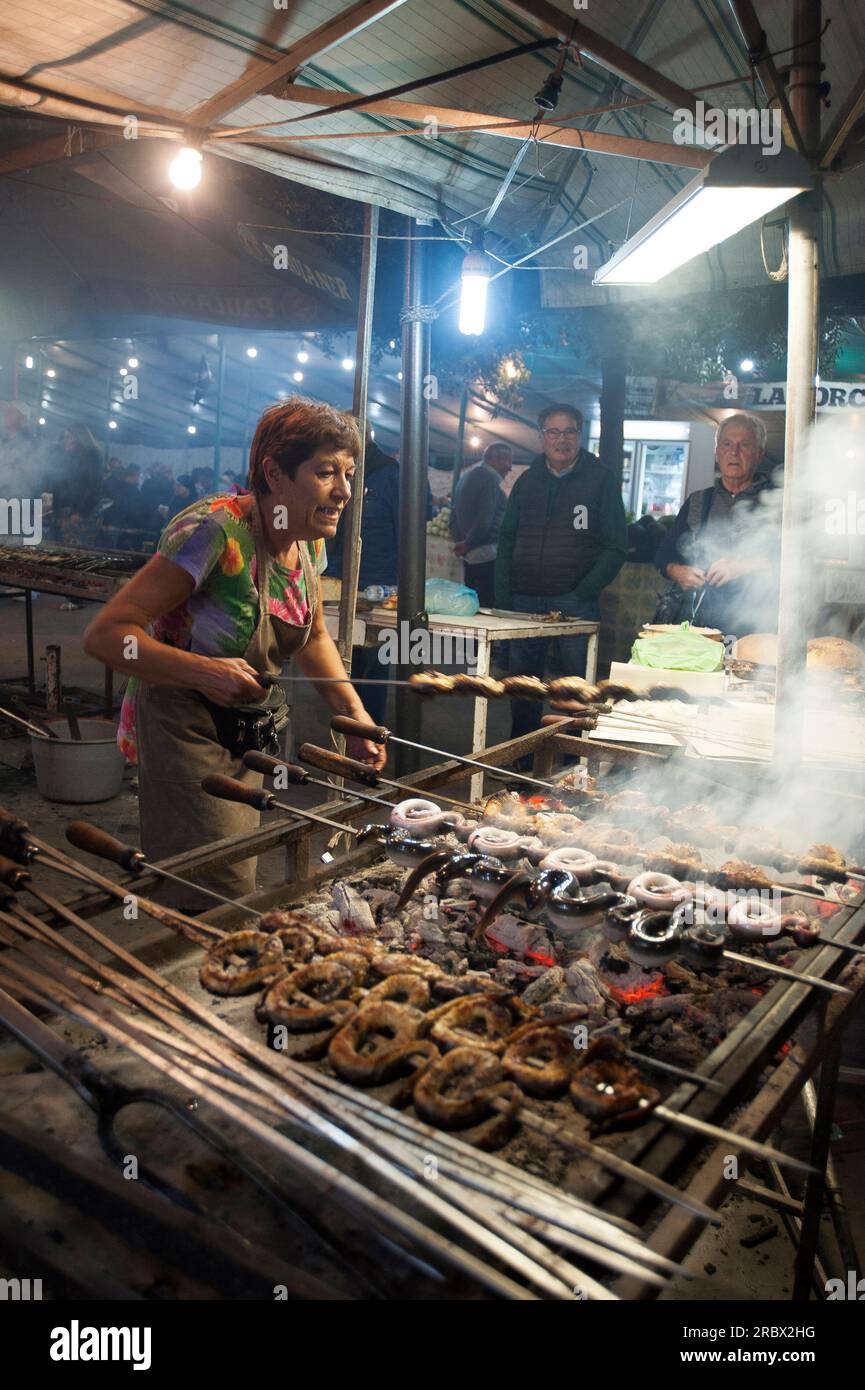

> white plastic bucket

[{"left": 31, "top": 718, "right": 125, "bottom": 803}]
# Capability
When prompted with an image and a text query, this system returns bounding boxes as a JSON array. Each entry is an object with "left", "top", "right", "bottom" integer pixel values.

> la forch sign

[{"left": 664, "top": 380, "right": 865, "bottom": 411}]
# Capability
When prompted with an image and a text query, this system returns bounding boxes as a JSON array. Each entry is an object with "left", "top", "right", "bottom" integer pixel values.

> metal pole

[
  {"left": 793, "top": 1034, "right": 841, "bottom": 1300},
  {"left": 212, "top": 336, "right": 226, "bottom": 490},
  {"left": 395, "top": 221, "right": 431, "bottom": 776},
  {"left": 451, "top": 386, "right": 469, "bottom": 498},
  {"left": 774, "top": 0, "right": 822, "bottom": 765},
  {"left": 337, "top": 204, "right": 380, "bottom": 672}
]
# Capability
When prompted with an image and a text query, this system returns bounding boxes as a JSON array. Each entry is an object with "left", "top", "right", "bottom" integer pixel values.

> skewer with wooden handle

[
  {"left": 0, "top": 816, "right": 222, "bottom": 945},
  {"left": 65, "top": 822, "right": 266, "bottom": 920},
  {"left": 296, "top": 743, "right": 479, "bottom": 813},
  {"left": 201, "top": 774, "right": 380, "bottom": 843},
  {"left": 330, "top": 715, "right": 576, "bottom": 796},
  {"left": 243, "top": 750, "right": 423, "bottom": 819}
]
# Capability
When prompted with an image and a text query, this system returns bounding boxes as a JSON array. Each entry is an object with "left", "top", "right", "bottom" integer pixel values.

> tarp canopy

[
  {"left": 2, "top": 0, "right": 862, "bottom": 312},
  {"left": 0, "top": 119, "right": 359, "bottom": 341}
]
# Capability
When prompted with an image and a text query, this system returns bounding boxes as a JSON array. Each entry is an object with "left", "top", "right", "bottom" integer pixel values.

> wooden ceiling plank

[
  {"left": 819, "top": 63, "right": 865, "bottom": 168},
  {"left": 264, "top": 84, "right": 708, "bottom": 166},
  {"left": 187, "top": 0, "right": 410, "bottom": 127},
  {"left": 727, "top": 0, "right": 807, "bottom": 156}
]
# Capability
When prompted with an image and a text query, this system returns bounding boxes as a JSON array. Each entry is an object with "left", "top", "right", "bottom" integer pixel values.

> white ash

[
  {"left": 483, "top": 913, "right": 554, "bottom": 962},
  {"left": 522, "top": 966, "right": 566, "bottom": 1006},
  {"left": 494, "top": 959, "right": 538, "bottom": 986},
  {"left": 564, "top": 958, "right": 611, "bottom": 1011},
  {"left": 331, "top": 881, "right": 377, "bottom": 935}
]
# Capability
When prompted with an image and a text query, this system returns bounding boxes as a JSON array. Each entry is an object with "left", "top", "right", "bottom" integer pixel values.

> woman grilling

[{"left": 85, "top": 398, "right": 387, "bottom": 909}]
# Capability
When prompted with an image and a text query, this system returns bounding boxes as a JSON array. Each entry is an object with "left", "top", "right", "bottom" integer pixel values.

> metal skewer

[
  {"left": 201, "top": 773, "right": 369, "bottom": 838},
  {"left": 295, "top": 744, "right": 479, "bottom": 813},
  {"left": 242, "top": 751, "right": 411, "bottom": 818},
  {"left": 65, "top": 822, "right": 266, "bottom": 919},
  {"left": 330, "top": 715, "right": 573, "bottom": 796}
]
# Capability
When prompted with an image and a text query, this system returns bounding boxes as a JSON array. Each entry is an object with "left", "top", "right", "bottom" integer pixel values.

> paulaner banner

[{"left": 661, "top": 380, "right": 865, "bottom": 411}]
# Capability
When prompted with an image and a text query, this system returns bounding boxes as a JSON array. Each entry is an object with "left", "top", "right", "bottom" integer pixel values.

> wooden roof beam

[
  {"left": 497, "top": 0, "right": 701, "bottom": 118},
  {"left": 187, "top": 0, "right": 409, "bottom": 126},
  {"left": 261, "top": 84, "right": 710, "bottom": 167},
  {"left": 819, "top": 63, "right": 865, "bottom": 168},
  {"left": 727, "top": 0, "right": 807, "bottom": 156}
]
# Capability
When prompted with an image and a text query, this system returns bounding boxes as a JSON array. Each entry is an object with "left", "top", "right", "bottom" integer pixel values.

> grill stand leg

[
  {"left": 25, "top": 589, "right": 35, "bottom": 695},
  {"left": 792, "top": 1034, "right": 843, "bottom": 1300}
]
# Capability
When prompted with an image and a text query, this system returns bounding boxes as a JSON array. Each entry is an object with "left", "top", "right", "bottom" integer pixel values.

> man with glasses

[
  {"left": 495, "top": 404, "right": 628, "bottom": 743},
  {"left": 655, "top": 412, "right": 780, "bottom": 636}
]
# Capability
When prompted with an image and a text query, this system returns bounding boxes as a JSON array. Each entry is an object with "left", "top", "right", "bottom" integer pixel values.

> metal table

[{"left": 324, "top": 603, "right": 599, "bottom": 798}]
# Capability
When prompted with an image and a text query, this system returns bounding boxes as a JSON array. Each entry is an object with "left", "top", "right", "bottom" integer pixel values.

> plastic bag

[
  {"left": 424, "top": 578, "right": 480, "bottom": 616},
  {"left": 631, "top": 622, "right": 723, "bottom": 672}
]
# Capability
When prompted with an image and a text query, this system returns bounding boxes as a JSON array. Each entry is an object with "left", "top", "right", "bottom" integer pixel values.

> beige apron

[{"left": 136, "top": 502, "right": 317, "bottom": 909}]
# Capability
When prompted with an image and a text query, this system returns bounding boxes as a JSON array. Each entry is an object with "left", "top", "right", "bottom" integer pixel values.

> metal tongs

[{"left": 0, "top": 987, "right": 289, "bottom": 1216}]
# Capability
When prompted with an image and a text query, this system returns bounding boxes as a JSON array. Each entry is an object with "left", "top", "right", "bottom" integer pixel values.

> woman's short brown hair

[{"left": 247, "top": 397, "right": 361, "bottom": 495}]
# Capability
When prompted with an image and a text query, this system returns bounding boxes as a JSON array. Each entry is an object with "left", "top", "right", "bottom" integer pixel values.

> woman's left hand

[{"left": 346, "top": 734, "right": 388, "bottom": 771}]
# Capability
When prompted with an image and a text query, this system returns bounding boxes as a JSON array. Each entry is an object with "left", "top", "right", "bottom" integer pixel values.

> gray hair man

[
  {"left": 450, "top": 441, "right": 513, "bottom": 607},
  {"left": 655, "top": 412, "right": 779, "bottom": 636}
]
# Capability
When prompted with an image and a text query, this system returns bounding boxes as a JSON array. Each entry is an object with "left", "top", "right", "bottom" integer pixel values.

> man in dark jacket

[
  {"left": 450, "top": 442, "right": 512, "bottom": 606},
  {"left": 655, "top": 413, "right": 780, "bottom": 637},
  {"left": 495, "top": 404, "right": 628, "bottom": 741}
]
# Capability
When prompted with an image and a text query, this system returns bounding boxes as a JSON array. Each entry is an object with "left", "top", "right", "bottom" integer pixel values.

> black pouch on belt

[{"left": 199, "top": 689, "right": 290, "bottom": 758}]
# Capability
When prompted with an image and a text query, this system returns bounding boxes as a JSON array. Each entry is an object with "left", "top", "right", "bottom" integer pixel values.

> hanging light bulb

[
  {"left": 292, "top": 370, "right": 304, "bottom": 382},
  {"left": 296, "top": 349, "right": 309, "bottom": 363},
  {"left": 127, "top": 356, "right": 139, "bottom": 369},
  {"left": 459, "top": 229, "right": 491, "bottom": 336},
  {"left": 503, "top": 358, "right": 518, "bottom": 380},
  {"left": 169, "top": 145, "right": 203, "bottom": 190}
]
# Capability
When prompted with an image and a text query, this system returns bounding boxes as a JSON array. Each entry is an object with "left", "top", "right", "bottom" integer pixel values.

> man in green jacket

[{"left": 495, "top": 403, "right": 627, "bottom": 742}]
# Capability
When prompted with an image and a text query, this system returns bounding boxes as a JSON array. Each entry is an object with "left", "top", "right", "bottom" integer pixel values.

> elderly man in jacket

[
  {"left": 655, "top": 412, "right": 780, "bottom": 637},
  {"left": 495, "top": 404, "right": 627, "bottom": 742}
]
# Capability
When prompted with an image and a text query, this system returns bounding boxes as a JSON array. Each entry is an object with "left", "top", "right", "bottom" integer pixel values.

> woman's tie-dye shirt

[{"left": 118, "top": 493, "right": 326, "bottom": 762}]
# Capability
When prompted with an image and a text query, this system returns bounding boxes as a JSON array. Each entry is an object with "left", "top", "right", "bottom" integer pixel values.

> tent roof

[{"left": 2, "top": 0, "right": 863, "bottom": 311}]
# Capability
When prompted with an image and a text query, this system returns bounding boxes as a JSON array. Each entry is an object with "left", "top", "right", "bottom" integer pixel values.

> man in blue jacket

[{"left": 495, "top": 404, "right": 627, "bottom": 743}]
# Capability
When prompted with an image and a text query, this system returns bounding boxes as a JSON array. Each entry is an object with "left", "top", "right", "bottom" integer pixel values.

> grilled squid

[
  {"left": 626, "top": 909, "right": 683, "bottom": 966},
  {"left": 467, "top": 826, "right": 525, "bottom": 859},
  {"left": 627, "top": 870, "right": 693, "bottom": 910},
  {"left": 389, "top": 798, "right": 446, "bottom": 835},
  {"left": 382, "top": 829, "right": 439, "bottom": 867},
  {"left": 726, "top": 897, "right": 783, "bottom": 939},
  {"left": 540, "top": 845, "right": 598, "bottom": 878}
]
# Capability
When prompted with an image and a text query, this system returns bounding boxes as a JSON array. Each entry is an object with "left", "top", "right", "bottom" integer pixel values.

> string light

[
  {"left": 108, "top": 420, "right": 118, "bottom": 430},
  {"left": 188, "top": 424, "right": 197, "bottom": 435},
  {"left": 292, "top": 370, "right": 304, "bottom": 382},
  {"left": 341, "top": 357, "right": 354, "bottom": 370},
  {"left": 45, "top": 368, "right": 56, "bottom": 378},
  {"left": 296, "top": 349, "right": 309, "bottom": 363},
  {"left": 24, "top": 355, "right": 34, "bottom": 369},
  {"left": 127, "top": 356, "right": 139, "bottom": 369},
  {"left": 246, "top": 347, "right": 258, "bottom": 359}
]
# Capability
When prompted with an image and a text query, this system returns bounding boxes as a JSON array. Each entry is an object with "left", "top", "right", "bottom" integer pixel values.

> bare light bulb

[{"left": 169, "top": 146, "right": 202, "bottom": 190}]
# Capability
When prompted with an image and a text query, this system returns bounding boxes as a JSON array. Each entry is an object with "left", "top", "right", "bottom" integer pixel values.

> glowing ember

[
  {"left": 608, "top": 974, "right": 666, "bottom": 1005},
  {"left": 525, "top": 948, "right": 556, "bottom": 967}
]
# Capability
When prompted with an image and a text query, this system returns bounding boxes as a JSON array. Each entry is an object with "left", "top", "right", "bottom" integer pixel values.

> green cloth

[
  {"left": 494, "top": 456, "right": 628, "bottom": 608},
  {"left": 631, "top": 623, "right": 724, "bottom": 672}
]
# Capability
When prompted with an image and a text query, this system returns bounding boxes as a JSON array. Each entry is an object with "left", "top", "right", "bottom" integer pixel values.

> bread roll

[{"left": 733, "top": 633, "right": 865, "bottom": 672}]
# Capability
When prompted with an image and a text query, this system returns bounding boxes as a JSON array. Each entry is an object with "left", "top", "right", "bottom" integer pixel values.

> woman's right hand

[{"left": 196, "top": 657, "right": 268, "bottom": 707}]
